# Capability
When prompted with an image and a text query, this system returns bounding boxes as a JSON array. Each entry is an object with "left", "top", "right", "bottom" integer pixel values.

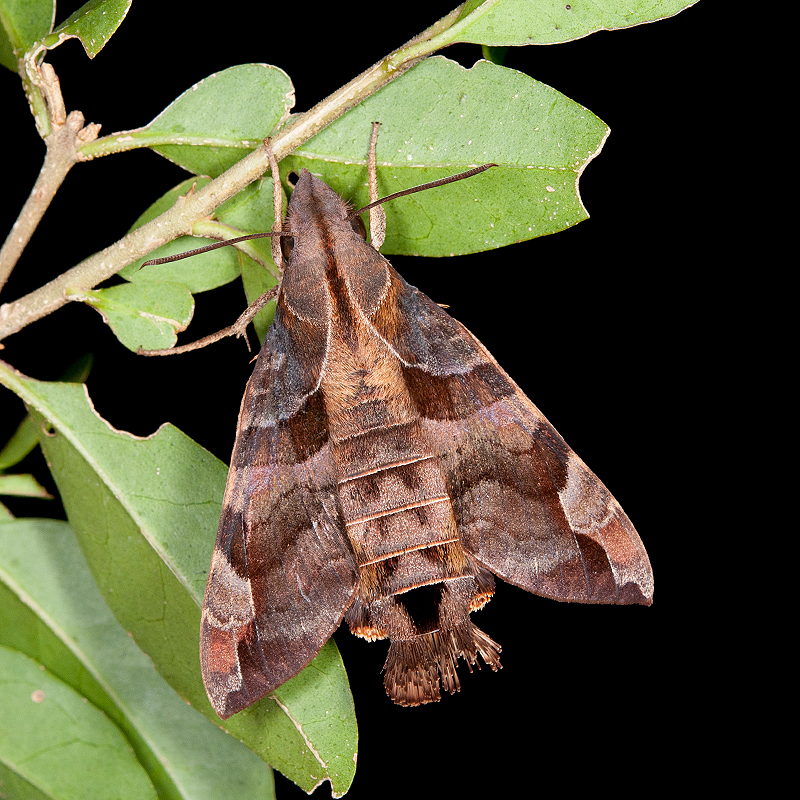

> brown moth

[{"left": 198, "top": 136, "right": 653, "bottom": 718}]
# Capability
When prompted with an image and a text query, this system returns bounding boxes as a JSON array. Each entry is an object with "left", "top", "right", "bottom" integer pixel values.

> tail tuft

[{"left": 383, "top": 623, "right": 501, "bottom": 706}]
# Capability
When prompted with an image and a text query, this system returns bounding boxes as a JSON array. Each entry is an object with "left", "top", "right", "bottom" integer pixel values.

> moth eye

[{"left": 350, "top": 215, "right": 367, "bottom": 241}]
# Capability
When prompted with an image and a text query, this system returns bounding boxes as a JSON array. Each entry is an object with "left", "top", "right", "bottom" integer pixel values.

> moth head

[{"left": 282, "top": 170, "right": 369, "bottom": 258}]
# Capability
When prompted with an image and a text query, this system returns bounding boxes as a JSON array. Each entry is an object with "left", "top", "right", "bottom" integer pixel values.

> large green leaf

[
  {"left": 0, "top": 519, "right": 274, "bottom": 800},
  {"left": 453, "top": 0, "right": 699, "bottom": 46},
  {"left": 0, "top": 644, "right": 157, "bottom": 800},
  {"left": 144, "top": 64, "right": 294, "bottom": 177},
  {"left": 283, "top": 56, "right": 609, "bottom": 256},
  {"left": 97, "top": 55, "right": 606, "bottom": 266},
  {"left": 0, "top": 363, "right": 358, "bottom": 796}
]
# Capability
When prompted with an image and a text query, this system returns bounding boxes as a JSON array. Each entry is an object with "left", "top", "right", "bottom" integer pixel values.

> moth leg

[
  {"left": 138, "top": 287, "right": 277, "bottom": 356},
  {"left": 139, "top": 141, "right": 287, "bottom": 357},
  {"left": 367, "top": 122, "right": 387, "bottom": 250},
  {"left": 263, "top": 137, "right": 285, "bottom": 272}
]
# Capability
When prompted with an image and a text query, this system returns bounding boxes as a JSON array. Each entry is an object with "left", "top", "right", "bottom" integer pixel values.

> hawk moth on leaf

[{"left": 193, "top": 131, "right": 653, "bottom": 717}]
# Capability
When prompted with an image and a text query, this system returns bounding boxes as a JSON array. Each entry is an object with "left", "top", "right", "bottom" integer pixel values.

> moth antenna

[
  {"left": 350, "top": 163, "right": 497, "bottom": 220},
  {"left": 139, "top": 231, "right": 280, "bottom": 268},
  {"left": 143, "top": 140, "right": 286, "bottom": 271}
]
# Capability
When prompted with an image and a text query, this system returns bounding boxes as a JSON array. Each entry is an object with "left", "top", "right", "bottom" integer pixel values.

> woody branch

[{"left": 0, "top": 8, "right": 464, "bottom": 346}]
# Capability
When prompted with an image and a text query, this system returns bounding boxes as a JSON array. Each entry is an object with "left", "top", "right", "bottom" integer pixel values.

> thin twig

[{"left": 0, "top": 64, "right": 100, "bottom": 294}]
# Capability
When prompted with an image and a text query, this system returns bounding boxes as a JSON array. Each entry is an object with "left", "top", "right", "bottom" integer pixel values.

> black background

[{"left": 2, "top": 2, "right": 714, "bottom": 797}]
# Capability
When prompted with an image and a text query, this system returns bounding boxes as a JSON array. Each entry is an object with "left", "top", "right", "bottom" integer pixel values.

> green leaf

[
  {"left": 0, "top": 473, "right": 51, "bottom": 498},
  {"left": 0, "top": 644, "right": 158, "bottom": 800},
  {"left": 0, "top": 0, "right": 131, "bottom": 70},
  {"left": 0, "top": 415, "right": 39, "bottom": 470},
  {"left": 44, "top": 0, "right": 131, "bottom": 59},
  {"left": 69, "top": 281, "right": 194, "bottom": 352},
  {"left": 283, "top": 56, "right": 609, "bottom": 256},
  {"left": 119, "top": 177, "right": 280, "bottom": 292},
  {"left": 0, "top": 518, "right": 275, "bottom": 800},
  {"left": 142, "top": 64, "right": 295, "bottom": 177},
  {"left": 0, "top": 364, "right": 358, "bottom": 797},
  {"left": 0, "top": 355, "right": 92, "bottom": 470},
  {"left": 454, "top": 0, "right": 699, "bottom": 46},
  {"left": 0, "top": 0, "right": 54, "bottom": 71}
]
